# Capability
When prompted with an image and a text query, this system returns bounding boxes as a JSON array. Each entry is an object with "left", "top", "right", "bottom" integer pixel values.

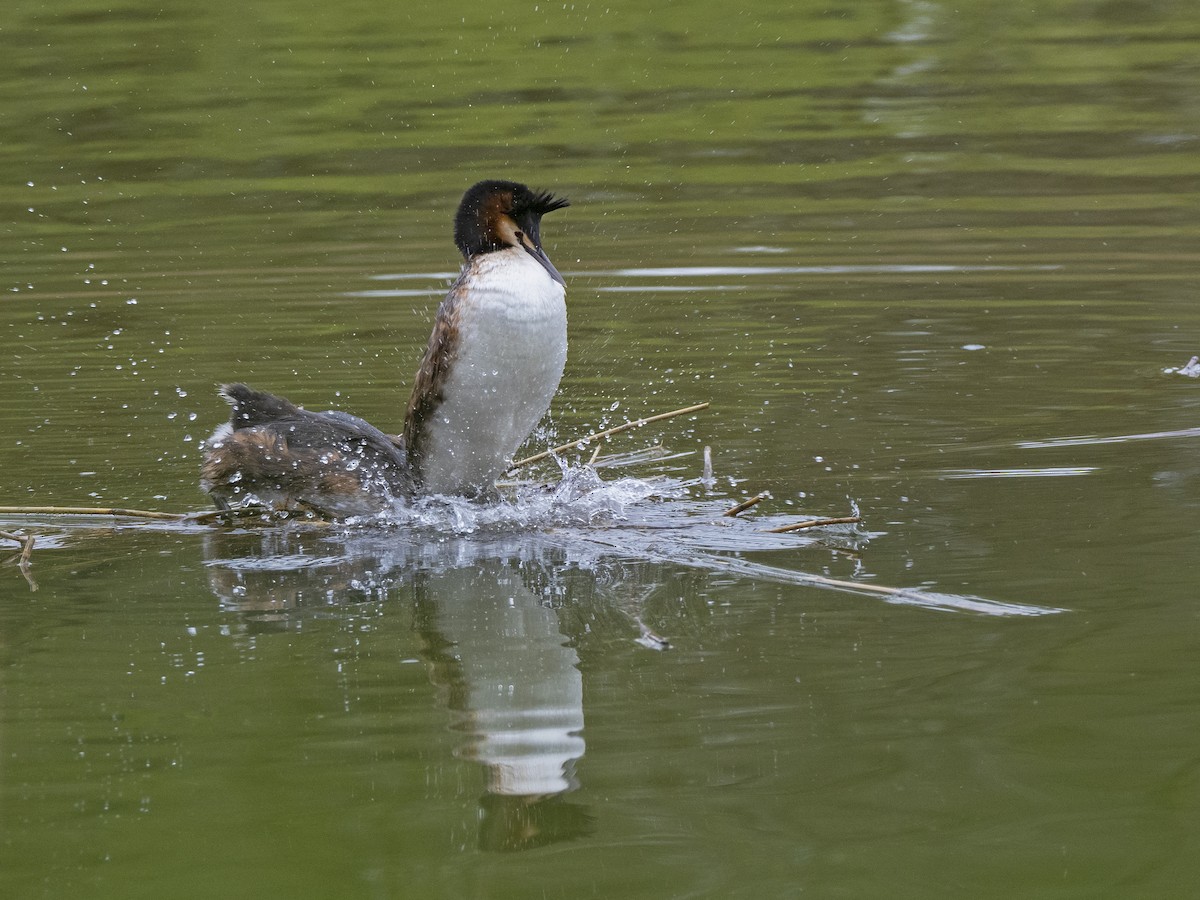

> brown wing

[
  {"left": 202, "top": 384, "right": 412, "bottom": 516},
  {"left": 402, "top": 281, "right": 464, "bottom": 473}
]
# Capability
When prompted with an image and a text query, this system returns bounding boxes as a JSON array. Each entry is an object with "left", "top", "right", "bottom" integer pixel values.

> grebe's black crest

[{"left": 453, "top": 180, "right": 570, "bottom": 259}]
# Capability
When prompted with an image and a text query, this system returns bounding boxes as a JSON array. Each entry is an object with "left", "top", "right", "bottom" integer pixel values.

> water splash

[
  {"left": 1, "top": 461, "right": 1064, "bottom": 619},
  {"left": 299, "top": 461, "right": 1058, "bottom": 617},
  {"left": 1163, "top": 355, "right": 1200, "bottom": 378},
  {"left": 337, "top": 460, "right": 675, "bottom": 534}
]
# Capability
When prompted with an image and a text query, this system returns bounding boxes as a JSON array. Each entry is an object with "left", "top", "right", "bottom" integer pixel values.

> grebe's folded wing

[{"left": 202, "top": 384, "right": 411, "bottom": 516}]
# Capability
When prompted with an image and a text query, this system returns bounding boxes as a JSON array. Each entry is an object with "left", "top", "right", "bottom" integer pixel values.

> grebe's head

[{"left": 453, "top": 180, "right": 570, "bottom": 285}]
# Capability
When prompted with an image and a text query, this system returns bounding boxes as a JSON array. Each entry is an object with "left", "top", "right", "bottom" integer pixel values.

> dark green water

[{"left": 3, "top": 1, "right": 1200, "bottom": 897}]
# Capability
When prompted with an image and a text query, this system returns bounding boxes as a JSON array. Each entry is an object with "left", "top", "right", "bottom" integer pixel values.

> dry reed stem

[
  {"left": 805, "top": 574, "right": 925, "bottom": 600},
  {"left": 510, "top": 402, "right": 710, "bottom": 470},
  {"left": 0, "top": 505, "right": 185, "bottom": 520},
  {"left": 1, "top": 529, "right": 33, "bottom": 559},
  {"left": 1, "top": 529, "right": 37, "bottom": 591},
  {"left": 763, "top": 515, "right": 862, "bottom": 534},
  {"left": 723, "top": 493, "right": 768, "bottom": 517},
  {"left": 188, "top": 507, "right": 330, "bottom": 526}
]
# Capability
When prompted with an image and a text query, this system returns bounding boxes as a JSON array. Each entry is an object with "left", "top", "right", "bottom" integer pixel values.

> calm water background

[{"left": 3, "top": 0, "right": 1200, "bottom": 896}]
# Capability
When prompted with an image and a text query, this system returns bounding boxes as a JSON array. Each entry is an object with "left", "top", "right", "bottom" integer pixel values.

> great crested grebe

[{"left": 200, "top": 179, "right": 570, "bottom": 517}]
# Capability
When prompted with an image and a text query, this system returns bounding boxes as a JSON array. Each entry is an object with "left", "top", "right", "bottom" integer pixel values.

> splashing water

[
  {"left": 1163, "top": 355, "right": 1200, "bottom": 377},
  {"left": 355, "top": 460, "right": 677, "bottom": 534},
  {"left": 290, "top": 459, "right": 1060, "bottom": 618},
  {"left": 0, "top": 457, "right": 1064, "bottom": 619}
]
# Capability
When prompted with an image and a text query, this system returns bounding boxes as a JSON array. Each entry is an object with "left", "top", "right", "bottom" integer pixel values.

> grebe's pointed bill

[{"left": 519, "top": 234, "right": 566, "bottom": 286}]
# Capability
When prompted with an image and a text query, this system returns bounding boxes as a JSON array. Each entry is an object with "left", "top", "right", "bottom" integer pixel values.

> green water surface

[{"left": 2, "top": 1, "right": 1200, "bottom": 897}]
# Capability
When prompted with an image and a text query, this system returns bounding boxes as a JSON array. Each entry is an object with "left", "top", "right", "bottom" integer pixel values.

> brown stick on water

[
  {"left": 187, "top": 507, "right": 331, "bottom": 526},
  {"left": 763, "top": 515, "right": 862, "bottom": 534},
  {"left": 723, "top": 493, "right": 769, "bottom": 517},
  {"left": 0, "top": 505, "right": 186, "bottom": 520},
  {"left": 1, "top": 529, "right": 37, "bottom": 591},
  {"left": 510, "top": 402, "right": 710, "bottom": 470},
  {"left": 1, "top": 529, "right": 29, "bottom": 549}
]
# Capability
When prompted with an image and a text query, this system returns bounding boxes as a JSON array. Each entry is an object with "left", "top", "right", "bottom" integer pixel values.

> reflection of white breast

[
  {"left": 420, "top": 249, "right": 567, "bottom": 496},
  {"left": 431, "top": 563, "right": 585, "bottom": 797}
]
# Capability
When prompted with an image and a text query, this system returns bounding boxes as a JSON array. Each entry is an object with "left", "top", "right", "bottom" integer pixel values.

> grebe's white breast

[{"left": 417, "top": 247, "right": 567, "bottom": 496}]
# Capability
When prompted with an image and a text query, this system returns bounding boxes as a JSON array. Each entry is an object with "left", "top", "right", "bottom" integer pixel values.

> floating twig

[
  {"left": 0, "top": 505, "right": 185, "bottom": 521},
  {"left": 590, "top": 443, "right": 679, "bottom": 469},
  {"left": 587, "top": 440, "right": 604, "bottom": 466},
  {"left": 187, "top": 507, "right": 330, "bottom": 527},
  {"left": 806, "top": 574, "right": 925, "bottom": 601},
  {"left": 724, "top": 493, "right": 769, "bottom": 517},
  {"left": 1, "top": 529, "right": 37, "bottom": 592},
  {"left": 510, "top": 402, "right": 710, "bottom": 470},
  {"left": 1, "top": 529, "right": 34, "bottom": 556},
  {"left": 763, "top": 515, "right": 862, "bottom": 534}
]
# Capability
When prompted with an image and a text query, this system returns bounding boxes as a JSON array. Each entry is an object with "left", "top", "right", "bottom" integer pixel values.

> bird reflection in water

[
  {"left": 415, "top": 563, "right": 593, "bottom": 850},
  {"left": 204, "top": 530, "right": 595, "bottom": 850}
]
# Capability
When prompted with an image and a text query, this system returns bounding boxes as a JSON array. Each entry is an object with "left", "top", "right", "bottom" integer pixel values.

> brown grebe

[{"left": 200, "top": 180, "right": 570, "bottom": 517}]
